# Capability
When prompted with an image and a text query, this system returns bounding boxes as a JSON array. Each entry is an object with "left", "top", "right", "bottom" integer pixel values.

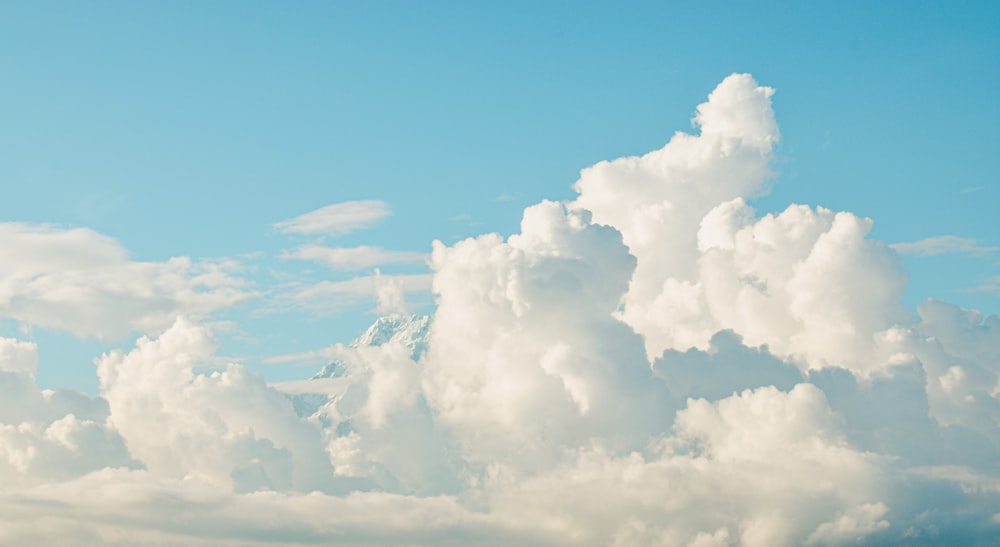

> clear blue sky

[{"left": 2, "top": 1, "right": 997, "bottom": 391}]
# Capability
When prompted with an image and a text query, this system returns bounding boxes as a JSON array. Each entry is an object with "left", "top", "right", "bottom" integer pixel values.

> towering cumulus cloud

[{"left": 1, "top": 74, "right": 998, "bottom": 545}]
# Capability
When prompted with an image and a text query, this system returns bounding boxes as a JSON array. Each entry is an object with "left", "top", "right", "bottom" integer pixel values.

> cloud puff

[
  {"left": 571, "top": 74, "right": 910, "bottom": 375},
  {"left": 2, "top": 74, "right": 1000, "bottom": 545},
  {"left": 696, "top": 199, "right": 909, "bottom": 373},
  {"left": 423, "top": 200, "right": 669, "bottom": 472},
  {"left": 483, "top": 385, "right": 887, "bottom": 546},
  {"left": 0, "top": 223, "right": 252, "bottom": 340},
  {"left": 0, "top": 338, "right": 137, "bottom": 488},
  {"left": 274, "top": 200, "right": 392, "bottom": 237},
  {"left": 570, "top": 74, "right": 780, "bottom": 360},
  {"left": 891, "top": 235, "right": 998, "bottom": 256},
  {"left": 96, "top": 317, "right": 339, "bottom": 493}
]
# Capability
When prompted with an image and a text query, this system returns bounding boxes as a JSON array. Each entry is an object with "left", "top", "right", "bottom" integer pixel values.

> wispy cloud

[
  {"left": 275, "top": 273, "right": 433, "bottom": 315},
  {"left": 281, "top": 245, "right": 427, "bottom": 271},
  {"left": 890, "top": 235, "right": 998, "bottom": 257},
  {"left": 967, "top": 276, "right": 1000, "bottom": 295},
  {"left": 264, "top": 346, "right": 342, "bottom": 366},
  {"left": 0, "top": 222, "right": 254, "bottom": 340},
  {"left": 274, "top": 200, "right": 391, "bottom": 237}
]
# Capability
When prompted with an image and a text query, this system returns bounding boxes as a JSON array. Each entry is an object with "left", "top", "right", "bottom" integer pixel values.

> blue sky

[
  {"left": 4, "top": 3, "right": 1000, "bottom": 545},
  {"left": 2, "top": 1, "right": 998, "bottom": 392}
]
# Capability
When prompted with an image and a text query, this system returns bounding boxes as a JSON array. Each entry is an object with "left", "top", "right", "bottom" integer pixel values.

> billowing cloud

[
  {"left": 0, "top": 223, "right": 252, "bottom": 340},
  {"left": 422, "top": 200, "right": 669, "bottom": 472},
  {"left": 96, "top": 318, "right": 342, "bottom": 493},
  {"left": 274, "top": 200, "right": 392, "bottom": 237},
  {"left": 0, "top": 337, "right": 138, "bottom": 489},
  {"left": 695, "top": 199, "right": 910, "bottom": 373},
  {"left": 2, "top": 74, "right": 999, "bottom": 545},
  {"left": 891, "top": 235, "right": 998, "bottom": 256}
]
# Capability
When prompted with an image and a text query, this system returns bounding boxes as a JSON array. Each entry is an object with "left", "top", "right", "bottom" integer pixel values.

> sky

[{"left": 1, "top": 1, "right": 999, "bottom": 545}]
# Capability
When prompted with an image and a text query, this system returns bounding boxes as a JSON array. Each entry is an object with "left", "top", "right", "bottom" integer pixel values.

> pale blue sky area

[{"left": 1, "top": 1, "right": 998, "bottom": 391}]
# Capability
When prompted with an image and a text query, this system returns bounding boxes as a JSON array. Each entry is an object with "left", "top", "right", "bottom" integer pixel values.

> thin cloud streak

[
  {"left": 274, "top": 200, "right": 392, "bottom": 237},
  {"left": 891, "top": 235, "right": 998, "bottom": 257},
  {"left": 273, "top": 273, "right": 433, "bottom": 315},
  {"left": 281, "top": 245, "right": 428, "bottom": 271}
]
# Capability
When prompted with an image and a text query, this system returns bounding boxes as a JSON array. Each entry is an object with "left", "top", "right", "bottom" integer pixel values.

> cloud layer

[
  {"left": 0, "top": 223, "right": 252, "bottom": 340},
  {"left": 2, "top": 74, "right": 999, "bottom": 545}
]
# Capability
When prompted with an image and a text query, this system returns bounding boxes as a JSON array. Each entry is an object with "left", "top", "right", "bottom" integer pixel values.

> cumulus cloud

[
  {"left": 696, "top": 199, "right": 910, "bottom": 373},
  {"left": 569, "top": 74, "right": 912, "bottom": 375},
  {"left": 891, "top": 235, "right": 998, "bottom": 256},
  {"left": 0, "top": 223, "right": 252, "bottom": 340},
  {"left": 96, "top": 318, "right": 339, "bottom": 493},
  {"left": 3, "top": 74, "right": 1000, "bottom": 545},
  {"left": 422, "top": 200, "right": 669, "bottom": 472},
  {"left": 274, "top": 200, "right": 391, "bottom": 237},
  {"left": 571, "top": 74, "right": 779, "bottom": 359},
  {"left": 0, "top": 337, "right": 137, "bottom": 489},
  {"left": 479, "top": 385, "right": 888, "bottom": 546}
]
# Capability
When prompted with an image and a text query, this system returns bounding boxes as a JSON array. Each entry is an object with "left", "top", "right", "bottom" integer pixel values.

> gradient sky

[
  {"left": 2, "top": 3, "right": 1000, "bottom": 545},
  {"left": 3, "top": 1, "right": 997, "bottom": 392}
]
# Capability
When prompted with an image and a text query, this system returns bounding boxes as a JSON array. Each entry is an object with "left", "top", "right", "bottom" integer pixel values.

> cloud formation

[
  {"left": 2, "top": 74, "right": 999, "bottom": 545},
  {"left": 281, "top": 244, "right": 427, "bottom": 271},
  {"left": 275, "top": 272, "right": 433, "bottom": 315},
  {"left": 891, "top": 235, "right": 998, "bottom": 256},
  {"left": 0, "top": 223, "right": 252, "bottom": 340},
  {"left": 274, "top": 200, "right": 392, "bottom": 237}
]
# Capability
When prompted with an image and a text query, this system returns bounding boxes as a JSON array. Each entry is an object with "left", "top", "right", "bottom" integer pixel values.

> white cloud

[
  {"left": 96, "top": 318, "right": 339, "bottom": 493},
  {"left": 482, "top": 385, "right": 888, "bottom": 546},
  {"left": 372, "top": 269, "right": 408, "bottom": 315},
  {"left": 570, "top": 74, "right": 781, "bottom": 361},
  {"left": 2, "top": 74, "right": 1000, "bottom": 545},
  {"left": 0, "top": 338, "right": 137, "bottom": 488},
  {"left": 0, "top": 223, "right": 253, "bottom": 340},
  {"left": 569, "top": 73, "right": 911, "bottom": 375},
  {"left": 891, "top": 235, "right": 998, "bottom": 256},
  {"left": 804, "top": 503, "right": 890, "bottom": 545},
  {"left": 274, "top": 200, "right": 391, "bottom": 237},
  {"left": 695, "top": 199, "right": 909, "bottom": 373},
  {"left": 278, "top": 273, "right": 432, "bottom": 315},
  {"left": 0, "top": 336, "right": 38, "bottom": 377},
  {"left": 423, "top": 199, "right": 669, "bottom": 472},
  {"left": 282, "top": 244, "right": 427, "bottom": 271}
]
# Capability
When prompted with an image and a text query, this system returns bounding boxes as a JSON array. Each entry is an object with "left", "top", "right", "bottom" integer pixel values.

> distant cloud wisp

[
  {"left": 276, "top": 272, "right": 432, "bottom": 315},
  {"left": 274, "top": 200, "right": 391, "bottom": 237},
  {"left": 891, "top": 235, "right": 998, "bottom": 257},
  {"left": 281, "top": 245, "right": 427, "bottom": 271}
]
